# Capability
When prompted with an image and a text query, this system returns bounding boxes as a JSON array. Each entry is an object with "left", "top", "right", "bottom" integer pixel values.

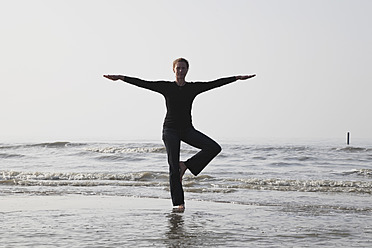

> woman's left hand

[
  {"left": 236, "top": 75, "right": 256, "bottom": 80},
  {"left": 103, "top": 75, "right": 124, "bottom": 81}
]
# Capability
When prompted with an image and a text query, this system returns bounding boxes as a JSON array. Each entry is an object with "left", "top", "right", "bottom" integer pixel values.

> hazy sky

[{"left": 1, "top": 0, "right": 371, "bottom": 142}]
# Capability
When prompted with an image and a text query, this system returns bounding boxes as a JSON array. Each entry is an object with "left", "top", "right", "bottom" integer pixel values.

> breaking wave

[
  {"left": 0, "top": 142, "right": 86, "bottom": 150},
  {"left": 223, "top": 178, "right": 372, "bottom": 193},
  {"left": 86, "top": 146, "right": 166, "bottom": 154},
  {"left": 0, "top": 170, "right": 168, "bottom": 182},
  {"left": 1, "top": 170, "right": 371, "bottom": 194}
]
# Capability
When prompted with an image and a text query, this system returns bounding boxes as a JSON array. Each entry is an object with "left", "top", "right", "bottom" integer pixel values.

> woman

[{"left": 104, "top": 58, "right": 255, "bottom": 211}]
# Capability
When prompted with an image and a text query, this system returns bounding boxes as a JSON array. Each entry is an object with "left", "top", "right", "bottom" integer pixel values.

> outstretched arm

[
  {"left": 235, "top": 75, "right": 256, "bottom": 80},
  {"left": 103, "top": 74, "right": 167, "bottom": 94},
  {"left": 197, "top": 74, "right": 256, "bottom": 93}
]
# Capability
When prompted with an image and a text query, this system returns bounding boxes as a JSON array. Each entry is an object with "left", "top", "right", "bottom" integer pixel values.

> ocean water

[{"left": 1, "top": 139, "right": 372, "bottom": 247}]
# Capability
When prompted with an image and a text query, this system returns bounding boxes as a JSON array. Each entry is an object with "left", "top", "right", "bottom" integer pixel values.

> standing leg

[
  {"left": 182, "top": 127, "right": 222, "bottom": 176},
  {"left": 162, "top": 128, "right": 184, "bottom": 206}
]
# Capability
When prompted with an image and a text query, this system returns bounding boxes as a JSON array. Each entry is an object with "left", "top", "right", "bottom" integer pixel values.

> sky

[{"left": 1, "top": 0, "right": 371, "bottom": 143}]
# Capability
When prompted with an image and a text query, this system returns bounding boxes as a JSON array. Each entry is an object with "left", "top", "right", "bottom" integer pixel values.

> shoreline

[{"left": 0, "top": 194, "right": 249, "bottom": 212}]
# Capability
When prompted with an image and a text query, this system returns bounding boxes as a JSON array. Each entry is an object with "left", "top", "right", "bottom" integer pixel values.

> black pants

[{"left": 162, "top": 126, "right": 222, "bottom": 206}]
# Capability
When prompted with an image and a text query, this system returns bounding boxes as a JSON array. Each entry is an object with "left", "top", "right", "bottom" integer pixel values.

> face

[{"left": 173, "top": 61, "right": 188, "bottom": 80}]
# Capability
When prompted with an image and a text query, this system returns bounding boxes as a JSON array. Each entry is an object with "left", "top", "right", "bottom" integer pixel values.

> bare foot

[
  {"left": 173, "top": 204, "right": 185, "bottom": 212},
  {"left": 179, "top": 162, "right": 187, "bottom": 182}
]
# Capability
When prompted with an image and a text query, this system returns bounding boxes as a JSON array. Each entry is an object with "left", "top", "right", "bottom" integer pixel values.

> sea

[{"left": 1, "top": 138, "right": 372, "bottom": 247}]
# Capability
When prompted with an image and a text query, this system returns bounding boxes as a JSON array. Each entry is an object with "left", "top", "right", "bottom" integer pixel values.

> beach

[
  {"left": 1, "top": 140, "right": 372, "bottom": 247},
  {"left": 1, "top": 195, "right": 254, "bottom": 247},
  {"left": 1, "top": 194, "right": 371, "bottom": 247}
]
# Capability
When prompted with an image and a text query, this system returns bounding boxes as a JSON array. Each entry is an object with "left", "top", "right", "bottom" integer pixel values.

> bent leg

[
  {"left": 182, "top": 127, "right": 221, "bottom": 176},
  {"left": 162, "top": 128, "right": 184, "bottom": 206}
]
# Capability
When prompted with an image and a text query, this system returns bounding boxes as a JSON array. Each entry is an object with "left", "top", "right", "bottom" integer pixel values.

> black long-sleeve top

[{"left": 122, "top": 76, "right": 237, "bottom": 129}]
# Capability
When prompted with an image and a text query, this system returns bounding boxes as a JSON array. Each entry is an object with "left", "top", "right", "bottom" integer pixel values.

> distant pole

[{"left": 347, "top": 132, "right": 350, "bottom": 145}]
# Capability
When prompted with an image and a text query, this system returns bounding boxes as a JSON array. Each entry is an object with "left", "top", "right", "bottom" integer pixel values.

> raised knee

[{"left": 213, "top": 143, "right": 222, "bottom": 155}]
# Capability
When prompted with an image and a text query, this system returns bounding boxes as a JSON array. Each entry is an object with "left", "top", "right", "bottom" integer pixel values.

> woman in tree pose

[{"left": 104, "top": 58, "right": 255, "bottom": 211}]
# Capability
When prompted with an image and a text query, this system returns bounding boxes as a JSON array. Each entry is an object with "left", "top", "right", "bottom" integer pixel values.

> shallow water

[
  {"left": 1, "top": 139, "right": 372, "bottom": 246},
  {"left": 1, "top": 195, "right": 371, "bottom": 247}
]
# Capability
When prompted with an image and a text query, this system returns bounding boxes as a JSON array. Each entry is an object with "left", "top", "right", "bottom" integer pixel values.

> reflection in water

[
  {"left": 165, "top": 212, "right": 185, "bottom": 247},
  {"left": 164, "top": 210, "right": 218, "bottom": 247}
]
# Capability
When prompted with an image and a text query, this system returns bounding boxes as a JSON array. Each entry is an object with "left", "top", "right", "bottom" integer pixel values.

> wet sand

[{"left": 1, "top": 195, "right": 370, "bottom": 247}]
